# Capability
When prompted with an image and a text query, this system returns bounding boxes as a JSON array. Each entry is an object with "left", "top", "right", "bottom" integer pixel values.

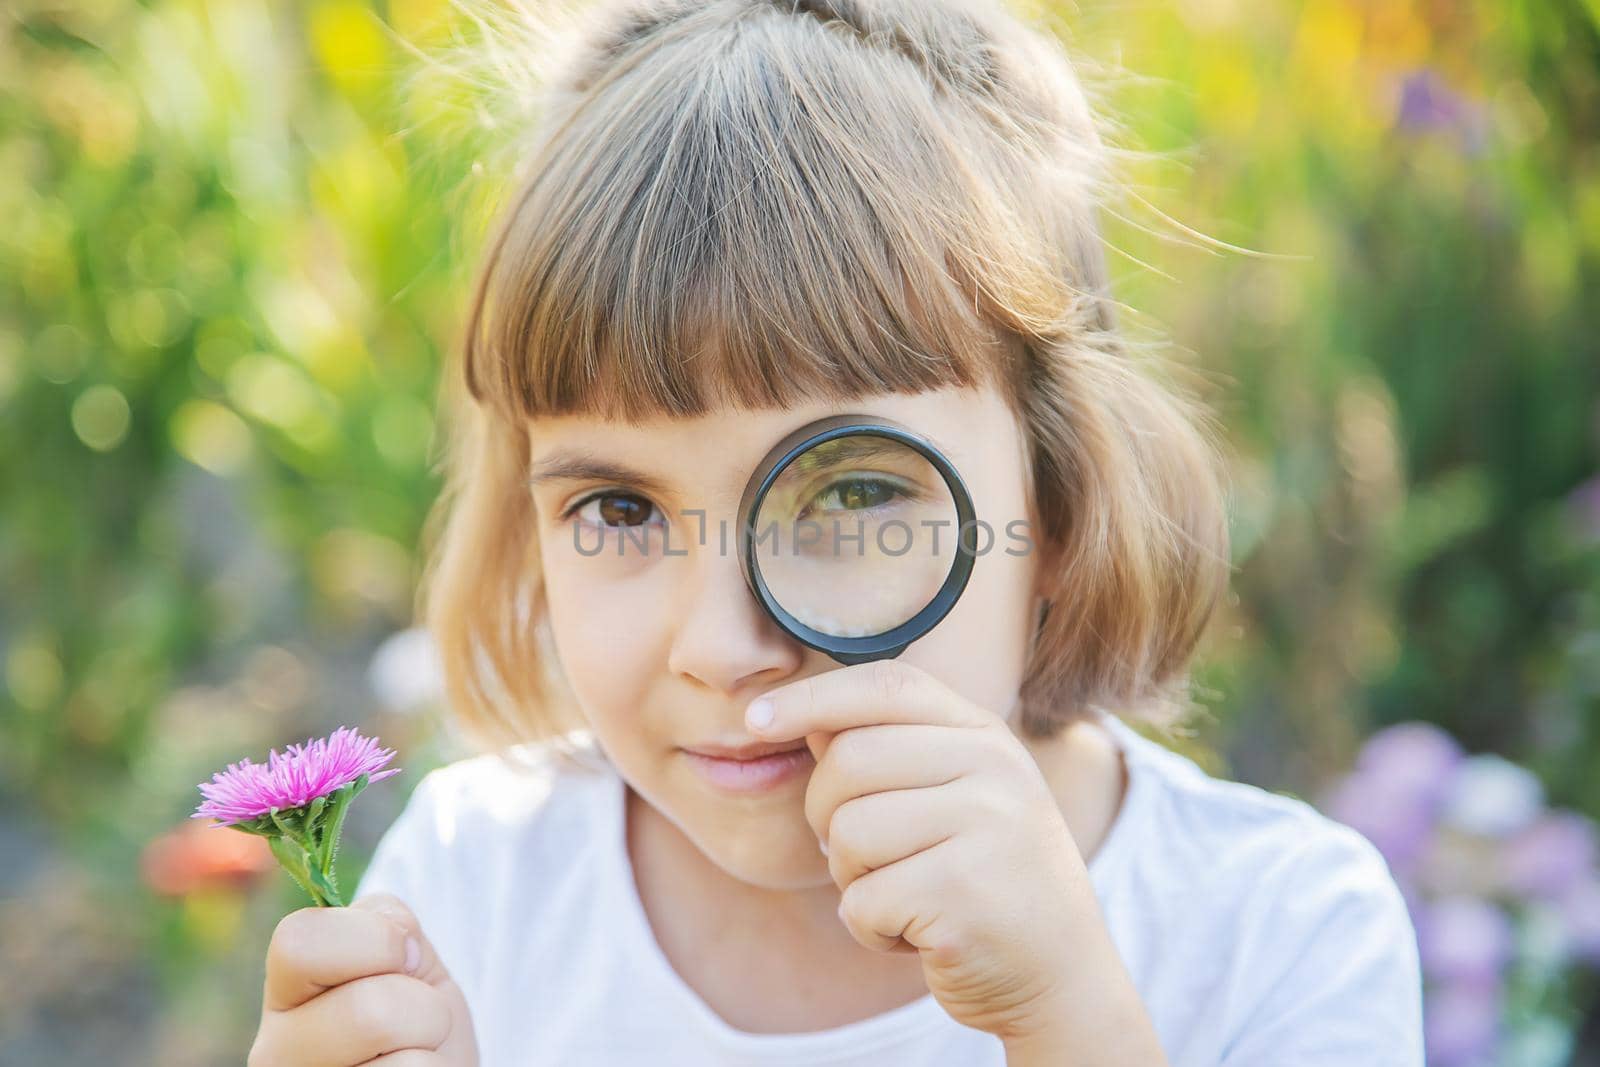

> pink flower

[{"left": 191, "top": 726, "right": 400, "bottom": 826}]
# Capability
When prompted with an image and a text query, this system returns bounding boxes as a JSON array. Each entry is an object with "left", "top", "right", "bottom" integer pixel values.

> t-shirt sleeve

[{"left": 1217, "top": 823, "right": 1425, "bottom": 1067}]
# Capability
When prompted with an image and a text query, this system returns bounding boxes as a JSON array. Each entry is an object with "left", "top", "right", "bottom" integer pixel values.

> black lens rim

[{"left": 736, "top": 414, "right": 979, "bottom": 665}]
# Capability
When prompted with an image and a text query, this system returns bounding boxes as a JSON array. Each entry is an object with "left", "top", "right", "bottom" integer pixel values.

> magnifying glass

[{"left": 736, "top": 414, "right": 980, "bottom": 665}]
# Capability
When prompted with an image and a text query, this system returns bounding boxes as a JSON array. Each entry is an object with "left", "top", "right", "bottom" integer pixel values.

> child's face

[{"left": 527, "top": 383, "right": 1042, "bottom": 889}]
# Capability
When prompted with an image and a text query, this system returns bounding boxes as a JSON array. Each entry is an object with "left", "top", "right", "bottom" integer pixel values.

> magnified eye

[
  {"left": 569, "top": 491, "right": 662, "bottom": 529},
  {"left": 798, "top": 476, "right": 920, "bottom": 520}
]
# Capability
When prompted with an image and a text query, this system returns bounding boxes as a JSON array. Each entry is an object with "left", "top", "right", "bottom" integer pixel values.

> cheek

[{"left": 539, "top": 539, "right": 673, "bottom": 727}]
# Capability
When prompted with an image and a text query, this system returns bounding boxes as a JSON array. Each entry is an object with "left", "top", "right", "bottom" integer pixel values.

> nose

[{"left": 666, "top": 535, "right": 806, "bottom": 699}]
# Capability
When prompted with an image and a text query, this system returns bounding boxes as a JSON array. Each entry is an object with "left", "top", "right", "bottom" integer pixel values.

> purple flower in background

[
  {"left": 1417, "top": 895, "right": 1515, "bottom": 984},
  {"left": 1394, "top": 68, "right": 1488, "bottom": 156},
  {"left": 1396, "top": 69, "right": 1462, "bottom": 130},
  {"left": 1424, "top": 975, "right": 1502, "bottom": 1067},
  {"left": 1325, "top": 722, "right": 1462, "bottom": 872},
  {"left": 192, "top": 726, "right": 400, "bottom": 826},
  {"left": 1357, "top": 721, "right": 1465, "bottom": 801},
  {"left": 1326, "top": 776, "right": 1437, "bottom": 874},
  {"left": 1324, "top": 721, "right": 1600, "bottom": 1064},
  {"left": 1501, "top": 812, "right": 1599, "bottom": 900}
]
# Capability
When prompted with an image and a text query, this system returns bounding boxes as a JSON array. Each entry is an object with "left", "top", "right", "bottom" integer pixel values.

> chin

[
  {"left": 675, "top": 799, "right": 833, "bottom": 888},
  {"left": 703, "top": 838, "right": 835, "bottom": 891}
]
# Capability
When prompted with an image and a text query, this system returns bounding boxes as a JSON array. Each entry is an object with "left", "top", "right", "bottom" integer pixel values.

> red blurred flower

[{"left": 141, "top": 818, "right": 277, "bottom": 897}]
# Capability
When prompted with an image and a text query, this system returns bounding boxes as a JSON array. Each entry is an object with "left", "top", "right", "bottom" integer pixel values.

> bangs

[
  {"left": 424, "top": 0, "right": 1234, "bottom": 749},
  {"left": 461, "top": 7, "right": 1024, "bottom": 423}
]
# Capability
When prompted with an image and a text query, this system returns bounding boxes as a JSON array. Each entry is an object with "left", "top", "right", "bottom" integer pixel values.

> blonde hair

[{"left": 413, "top": 0, "right": 1233, "bottom": 758}]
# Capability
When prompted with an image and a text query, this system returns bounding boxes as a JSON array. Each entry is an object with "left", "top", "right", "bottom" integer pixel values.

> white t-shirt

[{"left": 354, "top": 712, "right": 1424, "bottom": 1066}]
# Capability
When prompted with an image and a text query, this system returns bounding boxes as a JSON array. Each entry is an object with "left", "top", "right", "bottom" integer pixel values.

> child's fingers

[
  {"left": 748, "top": 661, "right": 992, "bottom": 743},
  {"left": 263, "top": 972, "right": 451, "bottom": 1066},
  {"left": 263, "top": 903, "right": 415, "bottom": 1012},
  {"left": 351, "top": 892, "right": 452, "bottom": 988}
]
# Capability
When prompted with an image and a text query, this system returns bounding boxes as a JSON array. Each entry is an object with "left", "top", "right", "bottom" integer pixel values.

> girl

[{"left": 248, "top": 0, "right": 1424, "bottom": 1064}]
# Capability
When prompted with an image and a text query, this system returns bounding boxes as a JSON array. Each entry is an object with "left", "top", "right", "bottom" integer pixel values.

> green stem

[
  {"left": 267, "top": 835, "right": 330, "bottom": 907},
  {"left": 269, "top": 810, "right": 337, "bottom": 907},
  {"left": 245, "top": 784, "right": 376, "bottom": 909}
]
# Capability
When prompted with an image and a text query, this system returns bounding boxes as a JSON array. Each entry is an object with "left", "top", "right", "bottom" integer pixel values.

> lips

[
  {"left": 682, "top": 739, "right": 809, "bottom": 761},
  {"left": 681, "top": 744, "right": 814, "bottom": 794}
]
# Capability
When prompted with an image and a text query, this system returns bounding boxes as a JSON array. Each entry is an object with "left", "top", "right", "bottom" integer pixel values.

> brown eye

[
  {"left": 573, "top": 491, "right": 658, "bottom": 528},
  {"left": 799, "top": 476, "right": 908, "bottom": 520},
  {"left": 835, "top": 478, "right": 897, "bottom": 511}
]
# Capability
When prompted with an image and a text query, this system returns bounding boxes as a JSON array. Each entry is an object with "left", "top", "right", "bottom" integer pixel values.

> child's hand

[
  {"left": 249, "top": 893, "right": 479, "bottom": 1067},
  {"left": 746, "top": 661, "right": 1150, "bottom": 1051}
]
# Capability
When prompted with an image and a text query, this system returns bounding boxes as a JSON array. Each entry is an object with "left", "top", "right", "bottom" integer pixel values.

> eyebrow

[
  {"left": 787, "top": 435, "right": 914, "bottom": 472},
  {"left": 527, "top": 449, "right": 675, "bottom": 496},
  {"left": 527, "top": 431, "right": 957, "bottom": 495}
]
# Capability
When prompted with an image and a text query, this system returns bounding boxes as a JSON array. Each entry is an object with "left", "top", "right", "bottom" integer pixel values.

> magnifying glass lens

[{"left": 750, "top": 432, "right": 961, "bottom": 638}]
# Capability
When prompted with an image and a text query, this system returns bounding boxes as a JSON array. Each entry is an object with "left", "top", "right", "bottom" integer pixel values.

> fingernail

[
  {"left": 818, "top": 838, "right": 829, "bottom": 856},
  {"left": 403, "top": 935, "right": 421, "bottom": 974},
  {"left": 746, "top": 698, "right": 774, "bottom": 730}
]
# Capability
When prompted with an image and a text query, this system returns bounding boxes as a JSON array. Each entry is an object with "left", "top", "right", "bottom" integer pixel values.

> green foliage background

[{"left": 1, "top": 0, "right": 1597, "bottom": 1062}]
